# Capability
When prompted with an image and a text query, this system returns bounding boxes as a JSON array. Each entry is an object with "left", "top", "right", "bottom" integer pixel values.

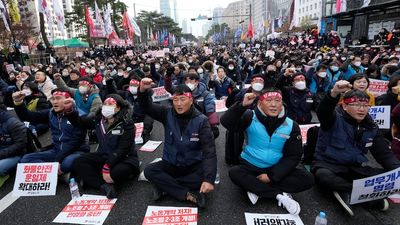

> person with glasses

[{"left": 312, "top": 80, "right": 400, "bottom": 216}]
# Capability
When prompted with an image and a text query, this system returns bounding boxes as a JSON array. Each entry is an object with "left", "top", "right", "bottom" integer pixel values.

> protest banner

[
  {"left": 163, "top": 48, "right": 170, "bottom": 53},
  {"left": 53, "top": 194, "right": 116, "bottom": 225},
  {"left": 13, "top": 162, "right": 58, "bottom": 196},
  {"left": 139, "top": 141, "right": 163, "bottom": 152},
  {"left": 155, "top": 50, "right": 165, "bottom": 58},
  {"left": 135, "top": 122, "right": 144, "bottom": 144},
  {"left": 368, "top": 79, "right": 388, "bottom": 97},
  {"left": 174, "top": 47, "right": 181, "bottom": 52},
  {"left": 76, "top": 52, "right": 83, "bottom": 57},
  {"left": 6, "top": 64, "right": 15, "bottom": 73},
  {"left": 21, "top": 46, "right": 29, "bottom": 54},
  {"left": 151, "top": 86, "right": 171, "bottom": 102},
  {"left": 126, "top": 50, "right": 133, "bottom": 56},
  {"left": 369, "top": 105, "right": 391, "bottom": 129},
  {"left": 244, "top": 213, "right": 304, "bottom": 225},
  {"left": 215, "top": 99, "right": 228, "bottom": 113},
  {"left": 350, "top": 167, "right": 400, "bottom": 204},
  {"left": 299, "top": 124, "right": 320, "bottom": 144},
  {"left": 205, "top": 49, "right": 212, "bottom": 55},
  {"left": 142, "top": 206, "right": 197, "bottom": 225}
]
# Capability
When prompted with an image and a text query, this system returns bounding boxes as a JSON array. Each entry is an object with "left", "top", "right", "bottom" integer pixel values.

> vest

[
  {"left": 241, "top": 112, "right": 293, "bottom": 168},
  {"left": 74, "top": 91, "right": 99, "bottom": 116},
  {"left": 163, "top": 109, "right": 207, "bottom": 166},
  {"left": 344, "top": 64, "right": 365, "bottom": 80},
  {"left": 314, "top": 112, "right": 377, "bottom": 165}
]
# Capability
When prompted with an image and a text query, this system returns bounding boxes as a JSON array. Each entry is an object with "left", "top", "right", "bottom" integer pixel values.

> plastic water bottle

[
  {"left": 214, "top": 169, "right": 220, "bottom": 184},
  {"left": 314, "top": 211, "right": 327, "bottom": 225},
  {"left": 31, "top": 127, "right": 37, "bottom": 137},
  {"left": 69, "top": 178, "right": 80, "bottom": 199}
]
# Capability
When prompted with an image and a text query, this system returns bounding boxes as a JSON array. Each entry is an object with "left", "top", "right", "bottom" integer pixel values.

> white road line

[{"left": 0, "top": 192, "right": 19, "bottom": 214}]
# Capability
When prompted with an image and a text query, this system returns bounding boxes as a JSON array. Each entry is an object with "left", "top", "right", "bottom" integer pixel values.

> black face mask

[{"left": 267, "top": 71, "right": 277, "bottom": 76}]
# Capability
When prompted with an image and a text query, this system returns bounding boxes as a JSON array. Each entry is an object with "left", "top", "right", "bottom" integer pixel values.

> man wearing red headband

[
  {"left": 221, "top": 88, "right": 314, "bottom": 215},
  {"left": 53, "top": 74, "right": 102, "bottom": 118},
  {"left": 138, "top": 78, "right": 217, "bottom": 208},
  {"left": 12, "top": 89, "right": 90, "bottom": 176},
  {"left": 312, "top": 80, "right": 400, "bottom": 216}
]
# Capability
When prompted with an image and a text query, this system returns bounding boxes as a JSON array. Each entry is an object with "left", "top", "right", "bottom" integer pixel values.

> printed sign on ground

[
  {"left": 139, "top": 141, "right": 163, "bottom": 152},
  {"left": 53, "top": 194, "right": 116, "bottom": 225},
  {"left": 135, "top": 122, "right": 144, "bottom": 144},
  {"left": 299, "top": 124, "right": 320, "bottom": 144},
  {"left": 369, "top": 105, "right": 390, "bottom": 129},
  {"left": 151, "top": 86, "right": 171, "bottom": 102},
  {"left": 13, "top": 162, "right": 58, "bottom": 196},
  {"left": 142, "top": 206, "right": 197, "bottom": 225},
  {"left": 215, "top": 99, "right": 228, "bottom": 112},
  {"left": 244, "top": 212, "right": 304, "bottom": 225},
  {"left": 350, "top": 167, "right": 400, "bottom": 204}
]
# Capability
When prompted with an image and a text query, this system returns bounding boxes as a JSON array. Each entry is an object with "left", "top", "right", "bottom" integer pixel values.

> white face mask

[
  {"left": 197, "top": 69, "right": 204, "bottom": 74},
  {"left": 341, "top": 57, "right": 347, "bottom": 61},
  {"left": 186, "top": 83, "right": 196, "bottom": 91},
  {"left": 353, "top": 61, "right": 362, "bottom": 67},
  {"left": 188, "top": 59, "right": 193, "bottom": 63},
  {"left": 102, "top": 79, "right": 106, "bottom": 85},
  {"left": 101, "top": 105, "right": 115, "bottom": 118},
  {"left": 228, "top": 66, "right": 234, "bottom": 70},
  {"left": 330, "top": 66, "right": 339, "bottom": 72},
  {"left": 317, "top": 56, "right": 323, "bottom": 60},
  {"left": 117, "top": 70, "right": 124, "bottom": 76},
  {"left": 79, "top": 86, "right": 89, "bottom": 94},
  {"left": 85, "top": 68, "right": 90, "bottom": 74},
  {"left": 294, "top": 81, "right": 306, "bottom": 90},
  {"left": 395, "top": 48, "right": 400, "bottom": 52},
  {"left": 90, "top": 69, "right": 96, "bottom": 74},
  {"left": 251, "top": 83, "right": 264, "bottom": 92},
  {"left": 129, "top": 86, "right": 138, "bottom": 95},
  {"left": 155, "top": 64, "right": 160, "bottom": 70},
  {"left": 100, "top": 66, "right": 105, "bottom": 70},
  {"left": 62, "top": 70, "right": 69, "bottom": 76},
  {"left": 22, "top": 89, "right": 32, "bottom": 96},
  {"left": 318, "top": 72, "right": 327, "bottom": 78}
]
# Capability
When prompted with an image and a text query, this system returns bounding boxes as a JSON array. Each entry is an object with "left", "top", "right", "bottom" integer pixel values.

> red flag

[
  {"left": 85, "top": 6, "right": 95, "bottom": 36},
  {"left": 336, "top": 0, "right": 342, "bottom": 13},
  {"left": 122, "top": 11, "right": 134, "bottom": 40},
  {"left": 247, "top": 18, "right": 253, "bottom": 39}
]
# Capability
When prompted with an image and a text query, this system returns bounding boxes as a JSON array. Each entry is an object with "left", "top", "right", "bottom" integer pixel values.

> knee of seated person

[
  {"left": 143, "top": 164, "right": 159, "bottom": 178},
  {"left": 228, "top": 166, "right": 242, "bottom": 180}
]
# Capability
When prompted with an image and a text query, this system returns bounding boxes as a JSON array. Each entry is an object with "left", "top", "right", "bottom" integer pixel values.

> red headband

[
  {"left": 52, "top": 91, "right": 71, "bottom": 98},
  {"left": 130, "top": 79, "right": 140, "bottom": 85},
  {"left": 259, "top": 92, "right": 282, "bottom": 102},
  {"left": 293, "top": 75, "right": 305, "bottom": 81},
  {"left": 172, "top": 93, "right": 192, "bottom": 98},
  {"left": 79, "top": 80, "right": 92, "bottom": 86},
  {"left": 252, "top": 77, "right": 264, "bottom": 82},
  {"left": 104, "top": 97, "right": 117, "bottom": 105},
  {"left": 343, "top": 96, "right": 369, "bottom": 104}
]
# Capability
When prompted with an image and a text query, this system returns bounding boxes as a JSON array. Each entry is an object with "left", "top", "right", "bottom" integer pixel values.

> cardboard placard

[
  {"left": 215, "top": 99, "right": 228, "bottom": 113},
  {"left": 142, "top": 206, "right": 198, "bottom": 225},
  {"left": 245, "top": 213, "right": 304, "bottom": 225},
  {"left": 151, "top": 86, "right": 171, "bottom": 102},
  {"left": 368, "top": 79, "right": 388, "bottom": 97},
  {"left": 139, "top": 141, "right": 162, "bottom": 152}
]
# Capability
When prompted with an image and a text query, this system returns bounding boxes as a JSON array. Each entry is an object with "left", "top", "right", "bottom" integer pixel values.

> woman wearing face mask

[
  {"left": 342, "top": 55, "right": 365, "bottom": 80},
  {"left": 276, "top": 72, "right": 314, "bottom": 124},
  {"left": 327, "top": 61, "right": 344, "bottom": 89},
  {"left": 68, "top": 94, "right": 140, "bottom": 199},
  {"left": 309, "top": 64, "right": 332, "bottom": 110}
]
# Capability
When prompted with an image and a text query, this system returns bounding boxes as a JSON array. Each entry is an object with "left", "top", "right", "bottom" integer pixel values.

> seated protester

[
  {"left": 15, "top": 71, "right": 33, "bottom": 91},
  {"left": 34, "top": 70, "right": 56, "bottom": 101},
  {"left": 201, "top": 60, "right": 215, "bottom": 88},
  {"left": 221, "top": 88, "right": 314, "bottom": 215},
  {"left": 139, "top": 81, "right": 217, "bottom": 208},
  {"left": 227, "top": 74, "right": 265, "bottom": 109},
  {"left": 69, "top": 95, "right": 140, "bottom": 199},
  {"left": 391, "top": 102, "right": 400, "bottom": 160},
  {"left": 149, "top": 59, "right": 164, "bottom": 86},
  {"left": 327, "top": 61, "right": 344, "bottom": 89},
  {"left": 343, "top": 74, "right": 375, "bottom": 106},
  {"left": 86, "top": 66, "right": 103, "bottom": 85},
  {"left": 263, "top": 65, "right": 280, "bottom": 89},
  {"left": 312, "top": 81, "right": 400, "bottom": 216},
  {"left": 276, "top": 72, "right": 313, "bottom": 124},
  {"left": 12, "top": 89, "right": 90, "bottom": 175},
  {"left": 365, "top": 64, "right": 381, "bottom": 80},
  {"left": 66, "top": 69, "right": 81, "bottom": 89},
  {"left": 309, "top": 64, "right": 331, "bottom": 110},
  {"left": 208, "top": 67, "right": 236, "bottom": 100},
  {"left": 341, "top": 56, "right": 365, "bottom": 80},
  {"left": 20, "top": 81, "right": 50, "bottom": 135},
  {"left": 0, "top": 97, "right": 27, "bottom": 188},
  {"left": 226, "top": 60, "right": 242, "bottom": 85},
  {"left": 380, "top": 64, "right": 399, "bottom": 81},
  {"left": 53, "top": 73, "right": 101, "bottom": 118},
  {"left": 378, "top": 75, "right": 400, "bottom": 111},
  {"left": 197, "top": 65, "right": 209, "bottom": 89}
]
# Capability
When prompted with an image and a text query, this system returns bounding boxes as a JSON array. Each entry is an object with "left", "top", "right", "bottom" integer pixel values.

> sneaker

[
  {"left": 186, "top": 192, "right": 206, "bottom": 208},
  {"left": 276, "top": 193, "right": 301, "bottom": 215},
  {"left": 247, "top": 192, "right": 259, "bottom": 205},
  {"left": 100, "top": 183, "right": 117, "bottom": 199},
  {"left": 152, "top": 185, "right": 166, "bottom": 201},
  {"left": 0, "top": 174, "right": 10, "bottom": 188},
  {"left": 333, "top": 191, "right": 354, "bottom": 216}
]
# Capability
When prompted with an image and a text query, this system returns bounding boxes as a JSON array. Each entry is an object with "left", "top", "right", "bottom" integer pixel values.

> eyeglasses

[{"left": 347, "top": 103, "right": 370, "bottom": 109}]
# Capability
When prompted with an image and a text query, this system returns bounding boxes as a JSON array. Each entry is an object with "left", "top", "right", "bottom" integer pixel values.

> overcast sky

[{"left": 122, "top": 0, "right": 237, "bottom": 37}]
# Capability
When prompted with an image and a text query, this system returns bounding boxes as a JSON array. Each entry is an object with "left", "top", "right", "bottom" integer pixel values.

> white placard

[
  {"left": 266, "top": 50, "right": 275, "bottom": 57},
  {"left": 142, "top": 206, "right": 198, "bottom": 225},
  {"left": 205, "top": 49, "right": 212, "bottom": 55},
  {"left": 13, "top": 162, "right": 58, "bottom": 196},
  {"left": 151, "top": 86, "right": 172, "bottom": 102},
  {"left": 299, "top": 124, "right": 320, "bottom": 144},
  {"left": 369, "top": 105, "right": 391, "bottom": 129},
  {"left": 126, "top": 50, "right": 133, "bottom": 56},
  {"left": 76, "top": 52, "right": 83, "bottom": 57},
  {"left": 53, "top": 194, "right": 116, "bottom": 225},
  {"left": 244, "top": 212, "right": 304, "bottom": 225},
  {"left": 135, "top": 122, "right": 144, "bottom": 144},
  {"left": 155, "top": 50, "right": 165, "bottom": 58},
  {"left": 22, "top": 66, "right": 31, "bottom": 73},
  {"left": 255, "top": 44, "right": 260, "bottom": 49},
  {"left": 174, "top": 47, "right": 181, "bottom": 52},
  {"left": 21, "top": 45, "right": 29, "bottom": 54},
  {"left": 139, "top": 141, "right": 162, "bottom": 152},
  {"left": 215, "top": 99, "right": 228, "bottom": 112},
  {"left": 240, "top": 43, "right": 246, "bottom": 48},
  {"left": 6, "top": 64, "right": 15, "bottom": 73},
  {"left": 350, "top": 167, "right": 400, "bottom": 204},
  {"left": 368, "top": 79, "right": 388, "bottom": 97},
  {"left": 163, "top": 48, "right": 170, "bottom": 53}
]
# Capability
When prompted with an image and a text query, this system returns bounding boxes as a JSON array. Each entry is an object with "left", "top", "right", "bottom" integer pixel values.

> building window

[
  {"left": 315, "top": 3, "right": 317, "bottom": 9},
  {"left": 306, "top": 6, "right": 308, "bottom": 11}
]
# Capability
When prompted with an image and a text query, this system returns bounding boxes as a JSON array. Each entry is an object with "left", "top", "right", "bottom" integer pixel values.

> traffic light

[{"left": 191, "top": 18, "right": 196, "bottom": 21}]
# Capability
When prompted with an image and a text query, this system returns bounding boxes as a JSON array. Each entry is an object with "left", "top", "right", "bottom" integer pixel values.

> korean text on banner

[
  {"left": 13, "top": 162, "right": 58, "bottom": 196},
  {"left": 135, "top": 122, "right": 144, "bottom": 144},
  {"left": 350, "top": 167, "right": 400, "bottom": 204},
  {"left": 151, "top": 86, "right": 171, "bottom": 102},
  {"left": 368, "top": 79, "right": 388, "bottom": 97},
  {"left": 368, "top": 105, "right": 390, "bottom": 129},
  {"left": 155, "top": 51, "right": 165, "bottom": 58},
  {"left": 299, "top": 124, "right": 320, "bottom": 144},
  {"left": 244, "top": 212, "right": 304, "bottom": 225},
  {"left": 142, "top": 206, "right": 198, "bottom": 225},
  {"left": 53, "top": 194, "right": 116, "bottom": 225}
]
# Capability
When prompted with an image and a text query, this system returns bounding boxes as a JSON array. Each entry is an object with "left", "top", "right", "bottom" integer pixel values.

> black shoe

[
  {"left": 101, "top": 183, "right": 117, "bottom": 199},
  {"left": 333, "top": 191, "right": 354, "bottom": 216},
  {"left": 186, "top": 192, "right": 206, "bottom": 208},
  {"left": 369, "top": 198, "right": 390, "bottom": 211},
  {"left": 152, "top": 186, "right": 166, "bottom": 201}
]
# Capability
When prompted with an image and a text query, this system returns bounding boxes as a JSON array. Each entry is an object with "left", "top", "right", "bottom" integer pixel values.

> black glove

[{"left": 211, "top": 126, "right": 219, "bottom": 139}]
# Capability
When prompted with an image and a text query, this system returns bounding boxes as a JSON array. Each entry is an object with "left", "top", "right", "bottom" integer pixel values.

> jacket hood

[{"left": 192, "top": 82, "right": 207, "bottom": 98}]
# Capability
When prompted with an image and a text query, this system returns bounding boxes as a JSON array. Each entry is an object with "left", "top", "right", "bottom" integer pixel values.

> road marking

[{"left": 0, "top": 192, "right": 19, "bottom": 214}]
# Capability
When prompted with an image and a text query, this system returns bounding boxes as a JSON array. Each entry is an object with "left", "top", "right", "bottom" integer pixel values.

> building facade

[
  {"left": 221, "top": 0, "right": 251, "bottom": 31},
  {"left": 160, "top": 0, "right": 171, "bottom": 18},
  {"left": 294, "top": 0, "right": 322, "bottom": 26}
]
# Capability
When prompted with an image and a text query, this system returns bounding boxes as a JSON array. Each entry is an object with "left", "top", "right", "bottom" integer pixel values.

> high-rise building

[
  {"left": 221, "top": 0, "right": 251, "bottom": 31},
  {"left": 212, "top": 7, "right": 224, "bottom": 25},
  {"left": 172, "top": 0, "right": 178, "bottom": 23},
  {"left": 160, "top": 0, "right": 171, "bottom": 18},
  {"left": 202, "top": 21, "right": 212, "bottom": 37},
  {"left": 294, "top": 0, "right": 322, "bottom": 26},
  {"left": 182, "top": 18, "right": 188, "bottom": 33}
]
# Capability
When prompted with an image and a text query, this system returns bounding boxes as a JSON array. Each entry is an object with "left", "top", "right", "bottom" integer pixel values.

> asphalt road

[{"left": 0, "top": 110, "right": 399, "bottom": 225}]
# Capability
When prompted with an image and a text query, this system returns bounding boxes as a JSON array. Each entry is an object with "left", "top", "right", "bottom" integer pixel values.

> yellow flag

[{"left": 9, "top": 0, "right": 20, "bottom": 23}]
